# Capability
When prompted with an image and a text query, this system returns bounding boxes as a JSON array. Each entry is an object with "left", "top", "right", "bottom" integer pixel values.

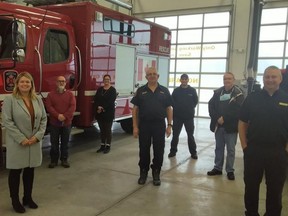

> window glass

[
  {"left": 198, "top": 103, "right": 209, "bottom": 117},
  {"left": 258, "top": 59, "right": 283, "bottom": 73},
  {"left": 256, "top": 75, "right": 263, "bottom": 89},
  {"left": 170, "top": 59, "right": 175, "bottom": 72},
  {"left": 176, "top": 59, "right": 200, "bottom": 72},
  {"left": 260, "top": 25, "right": 286, "bottom": 41},
  {"left": 43, "top": 29, "right": 69, "bottom": 64},
  {"left": 199, "top": 89, "right": 214, "bottom": 103},
  {"left": 177, "top": 44, "right": 201, "bottom": 58},
  {"left": 285, "top": 42, "right": 288, "bottom": 57},
  {"left": 285, "top": 59, "right": 288, "bottom": 67},
  {"left": 155, "top": 16, "right": 177, "bottom": 29},
  {"left": 178, "top": 14, "right": 203, "bottom": 28},
  {"left": 170, "top": 45, "right": 176, "bottom": 58},
  {"left": 204, "top": 12, "right": 230, "bottom": 27},
  {"left": 171, "top": 30, "right": 177, "bottom": 43},
  {"left": 261, "top": 8, "right": 287, "bottom": 24},
  {"left": 258, "top": 42, "right": 284, "bottom": 57},
  {"left": 103, "top": 17, "right": 135, "bottom": 37},
  {"left": 169, "top": 73, "right": 175, "bottom": 87},
  {"left": 203, "top": 28, "right": 229, "bottom": 42},
  {"left": 201, "top": 59, "right": 227, "bottom": 72},
  {"left": 178, "top": 29, "right": 202, "bottom": 43},
  {"left": 202, "top": 44, "right": 228, "bottom": 57},
  {"left": 200, "top": 74, "right": 223, "bottom": 88}
]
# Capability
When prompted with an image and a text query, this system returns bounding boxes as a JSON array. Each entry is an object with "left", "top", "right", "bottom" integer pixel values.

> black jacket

[{"left": 208, "top": 85, "right": 244, "bottom": 133}]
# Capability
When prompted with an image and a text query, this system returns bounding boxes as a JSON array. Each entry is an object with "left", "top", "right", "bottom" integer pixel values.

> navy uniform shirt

[
  {"left": 131, "top": 83, "right": 173, "bottom": 122},
  {"left": 239, "top": 89, "right": 288, "bottom": 149}
]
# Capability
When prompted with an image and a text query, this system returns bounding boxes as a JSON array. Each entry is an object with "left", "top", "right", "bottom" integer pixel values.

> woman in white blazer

[{"left": 2, "top": 72, "right": 47, "bottom": 213}]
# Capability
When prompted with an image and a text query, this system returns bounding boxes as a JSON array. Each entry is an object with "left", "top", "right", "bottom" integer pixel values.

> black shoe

[
  {"left": 152, "top": 169, "right": 161, "bottom": 186},
  {"left": 207, "top": 168, "right": 222, "bottom": 176},
  {"left": 48, "top": 162, "right": 57, "bottom": 168},
  {"left": 96, "top": 145, "right": 105, "bottom": 153},
  {"left": 191, "top": 154, "right": 198, "bottom": 160},
  {"left": 103, "top": 145, "right": 110, "bottom": 154},
  {"left": 23, "top": 197, "right": 38, "bottom": 209},
  {"left": 138, "top": 169, "right": 148, "bottom": 185},
  {"left": 12, "top": 198, "right": 25, "bottom": 213},
  {"left": 227, "top": 172, "right": 235, "bottom": 180},
  {"left": 168, "top": 152, "right": 176, "bottom": 158},
  {"left": 61, "top": 160, "right": 70, "bottom": 168}
]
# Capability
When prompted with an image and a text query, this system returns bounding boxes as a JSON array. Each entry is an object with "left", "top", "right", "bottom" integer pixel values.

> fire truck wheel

[{"left": 120, "top": 118, "right": 133, "bottom": 134}]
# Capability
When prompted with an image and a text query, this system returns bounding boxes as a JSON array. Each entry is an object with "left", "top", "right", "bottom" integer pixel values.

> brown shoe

[{"left": 61, "top": 160, "right": 70, "bottom": 168}]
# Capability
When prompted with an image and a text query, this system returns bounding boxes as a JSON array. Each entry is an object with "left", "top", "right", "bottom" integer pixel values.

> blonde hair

[{"left": 13, "top": 72, "right": 37, "bottom": 99}]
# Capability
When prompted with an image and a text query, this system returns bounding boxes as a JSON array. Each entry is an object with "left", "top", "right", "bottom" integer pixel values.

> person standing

[
  {"left": 94, "top": 74, "right": 117, "bottom": 154},
  {"left": 2, "top": 72, "right": 47, "bottom": 213},
  {"left": 168, "top": 73, "right": 198, "bottom": 159},
  {"left": 131, "top": 67, "right": 173, "bottom": 186},
  {"left": 207, "top": 72, "right": 244, "bottom": 180},
  {"left": 46, "top": 76, "right": 76, "bottom": 168},
  {"left": 238, "top": 66, "right": 288, "bottom": 216}
]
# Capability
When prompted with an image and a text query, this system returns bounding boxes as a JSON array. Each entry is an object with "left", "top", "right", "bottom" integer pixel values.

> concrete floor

[{"left": 0, "top": 118, "right": 287, "bottom": 216}]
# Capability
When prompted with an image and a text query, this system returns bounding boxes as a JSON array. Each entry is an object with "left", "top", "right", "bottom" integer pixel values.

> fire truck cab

[{"left": 0, "top": 1, "right": 171, "bottom": 133}]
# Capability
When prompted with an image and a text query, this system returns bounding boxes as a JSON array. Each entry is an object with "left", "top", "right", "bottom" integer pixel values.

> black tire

[{"left": 120, "top": 118, "right": 133, "bottom": 134}]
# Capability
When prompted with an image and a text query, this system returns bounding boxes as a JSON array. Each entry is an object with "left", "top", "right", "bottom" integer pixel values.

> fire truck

[{"left": 0, "top": 1, "right": 171, "bottom": 133}]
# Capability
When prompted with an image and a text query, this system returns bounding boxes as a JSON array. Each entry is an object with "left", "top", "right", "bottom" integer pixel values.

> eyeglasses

[{"left": 57, "top": 80, "right": 66, "bottom": 83}]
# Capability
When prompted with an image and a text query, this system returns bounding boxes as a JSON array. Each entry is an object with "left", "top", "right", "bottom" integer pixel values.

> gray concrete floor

[{"left": 0, "top": 118, "right": 287, "bottom": 216}]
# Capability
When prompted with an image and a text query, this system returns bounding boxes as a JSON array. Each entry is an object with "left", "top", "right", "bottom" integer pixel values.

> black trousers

[
  {"left": 138, "top": 120, "right": 165, "bottom": 171},
  {"left": 9, "top": 167, "right": 35, "bottom": 199},
  {"left": 98, "top": 119, "right": 113, "bottom": 145},
  {"left": 244, "top": 147, "right": 287, "bottom": 216},
  {"left": 170, "top": 117, "right": 197, "bottom": 155}
]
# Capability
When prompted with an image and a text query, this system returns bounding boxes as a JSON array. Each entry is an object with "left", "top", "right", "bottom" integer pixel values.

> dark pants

[
  {"left": 170, "top": 117, "right": 197, "bottom": 155},
  {"left": 138, "top": 120, "right": 166, "bottom": 171},
  {"left": 244, "top": 146, "right": 287, "bottom": 216},
  {"left": 98, "top": 119, "right": 113, "bottom": 144},
  {"left": 9, "top": 168, "right": 34, "bottom": 200},
  {"left": 50, "top": 125, "right": 71, "bottom": 163}
]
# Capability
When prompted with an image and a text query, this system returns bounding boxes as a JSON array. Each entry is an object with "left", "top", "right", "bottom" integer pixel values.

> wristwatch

[{"left": 168, "top": 124, "right": 173, "bottom": 127}]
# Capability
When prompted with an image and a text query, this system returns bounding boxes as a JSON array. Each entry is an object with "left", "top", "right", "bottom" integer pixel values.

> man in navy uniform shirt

[
  {"left": 131, "top": 67, "right": 173, "bottom": 186},
  {"left": 239, "top": 65, "right": 288, "bottom": 216}
]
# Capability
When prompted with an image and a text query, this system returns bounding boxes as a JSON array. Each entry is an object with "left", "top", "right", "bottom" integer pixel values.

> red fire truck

[{"left": 0, "top": 1, "right": 171, "bottom": 133}]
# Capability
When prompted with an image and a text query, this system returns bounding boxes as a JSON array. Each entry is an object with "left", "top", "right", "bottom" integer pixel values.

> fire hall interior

[{"left": 0, "top": 0, "right": 288, "bottom": 215}]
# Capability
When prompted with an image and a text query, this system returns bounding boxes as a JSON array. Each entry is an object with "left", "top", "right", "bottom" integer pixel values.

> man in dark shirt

[
  {"left": 131, "top": 67, "right": 173, "bottom": 186},
  {"left": 207, "top": 72, "right": 244, "bottom": 180},
  {"left": 168, "top": 73, "right": 198, "bottom": 159},
  {"left": 238, "top": 65, "right": 288, "bottom": 216}
]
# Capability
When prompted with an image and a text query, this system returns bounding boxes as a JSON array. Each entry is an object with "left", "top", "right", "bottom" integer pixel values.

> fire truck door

[{"left": 115, "top": 43, "right": 135, "bottom": 96}]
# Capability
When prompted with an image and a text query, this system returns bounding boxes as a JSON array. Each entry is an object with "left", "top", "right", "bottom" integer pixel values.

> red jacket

[{"left": 46, "top": 90, "right": 76, "bottom": 127}]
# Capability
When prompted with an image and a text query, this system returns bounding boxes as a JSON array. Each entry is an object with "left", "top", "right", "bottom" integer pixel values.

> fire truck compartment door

[{"left": 115, "top": 43, "right": 135, "bottom": 96}]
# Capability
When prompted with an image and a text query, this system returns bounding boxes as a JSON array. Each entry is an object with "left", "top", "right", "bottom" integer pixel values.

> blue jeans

[
  {"left": 50, "top": 125, "right": 71, "bottom": 162},
  {"left": 214, "top": 127, "right": 237, "bottom": 173}
]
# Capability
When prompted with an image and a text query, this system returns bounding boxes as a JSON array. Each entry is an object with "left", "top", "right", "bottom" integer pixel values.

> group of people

[
  {"left": 2, "top": 72, "right": 76, "bottom": 213},
  {"left": 131, "top": 66, "right": 288, "bottom": 216},
  {"left": 2, "top": 65, "right": 288, "bottom": 216}
]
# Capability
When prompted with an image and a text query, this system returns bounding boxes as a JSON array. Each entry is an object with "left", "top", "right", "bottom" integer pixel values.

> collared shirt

[
  {"left": 131, "top": 83, "right": 173, "bottom": 122},
  {"left": 239, "top": 88, "right": 288, "bottom": 148}
]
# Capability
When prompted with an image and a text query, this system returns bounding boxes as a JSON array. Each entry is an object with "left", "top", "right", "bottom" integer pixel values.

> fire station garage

[{"left": 0, "top": 0, "right": 288, "bottom": 215}]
